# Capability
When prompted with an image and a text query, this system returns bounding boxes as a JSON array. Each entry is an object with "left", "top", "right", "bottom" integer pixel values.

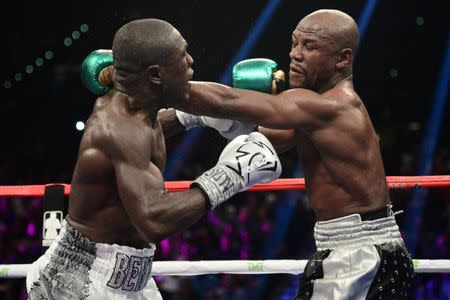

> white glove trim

[
  {"left": 175, "top": 110, "right": 205, "bottom": 130},
  {"left": 192, "top": 165, "right": 244, "bottom": 209}
]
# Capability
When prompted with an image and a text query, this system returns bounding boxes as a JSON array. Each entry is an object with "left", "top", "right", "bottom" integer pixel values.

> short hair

[{"left": 112, "top": 18, "right": 177, "bottom": 76}]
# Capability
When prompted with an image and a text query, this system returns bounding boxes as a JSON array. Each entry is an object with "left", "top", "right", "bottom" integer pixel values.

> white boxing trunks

[
  {"left": 26, "top": 220, "right": 163, "bottom": 300},
  {"left": 296, "top": 205, "right": 414, "bottom": 300}
]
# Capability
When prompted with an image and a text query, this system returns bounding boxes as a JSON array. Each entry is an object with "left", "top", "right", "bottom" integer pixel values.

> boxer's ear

[
  {"left": 146, "top": 65, "right": 161, "bottom": 85},
  {"left": 336, "top": 48, "right": 352, "bottom": 69}
]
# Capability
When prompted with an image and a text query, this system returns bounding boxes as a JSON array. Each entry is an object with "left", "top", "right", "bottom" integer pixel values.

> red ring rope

[{"left": 1, "top": 175, "right": 449, "bottom": 197}]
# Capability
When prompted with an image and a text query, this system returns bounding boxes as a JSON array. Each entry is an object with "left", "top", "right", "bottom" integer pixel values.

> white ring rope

[{"left": 1, "top": 259, "right": 449, "bottom": 278}]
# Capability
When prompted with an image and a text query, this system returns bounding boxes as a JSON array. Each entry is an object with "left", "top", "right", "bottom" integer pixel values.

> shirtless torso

[{"left": 67, "top": 92, "right": 166, "bottom": 248}]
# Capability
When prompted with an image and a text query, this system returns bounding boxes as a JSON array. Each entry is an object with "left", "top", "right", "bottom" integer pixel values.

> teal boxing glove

[
  {"left": 232, "top": 58, "right": 286, "bottom": 95},
  {"left": 226, "top": 58, "right": 287, "bottom": 139},
  {"left": 80, "top": 49, "right": 114, "bottom": 95}
]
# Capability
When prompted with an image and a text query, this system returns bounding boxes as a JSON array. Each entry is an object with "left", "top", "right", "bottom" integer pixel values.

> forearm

[
  {"left": 188, "top": 81, "right": 242, "bottom": 119},
  {"left": 125, "top": 130, "right": 281, "bottom": 242},
  {"left": 187, "top": 58, "right": 285, "bottom": 119},
  {"left": 157, "top": 108, "right": 186, "bottom": 138},
  {"left": 138, "top": 188, "right": 208, "bottom": 242},
  {"left": 188, "top": 81, "right": 281, "bottom": 127}
]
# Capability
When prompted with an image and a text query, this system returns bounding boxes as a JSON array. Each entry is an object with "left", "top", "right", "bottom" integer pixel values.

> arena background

[{"left": 1, "top": 1, "right": 449, "bottom": 299}]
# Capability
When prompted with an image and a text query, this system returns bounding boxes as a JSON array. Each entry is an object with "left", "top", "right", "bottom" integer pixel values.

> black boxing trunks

[{"left": 296, "top": 205, "right": 414, "bottom": 300}]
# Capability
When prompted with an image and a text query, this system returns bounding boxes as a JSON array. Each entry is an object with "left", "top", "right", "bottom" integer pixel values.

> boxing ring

[{"left": 1, "top": 175, "right": 450, "bottom": 279}]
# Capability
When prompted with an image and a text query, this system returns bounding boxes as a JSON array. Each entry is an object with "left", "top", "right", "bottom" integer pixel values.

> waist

[
  {"left": 313, "top": 198, "right": 391, "bottom": 221},
  {"left": 359, "top": 205, "right": 392, "bottom": 220},
  {"left": 47, "top": 220, "right": 156, "bottom": 292},
  {"left": 314, "top": 205, "right": 403, "bottom": 250},
  {"left": 66, "top": 213, "right": 150, "bottom": 248}
]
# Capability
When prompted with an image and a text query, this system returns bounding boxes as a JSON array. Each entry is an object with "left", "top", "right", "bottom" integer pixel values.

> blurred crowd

[
  {"left": 0, "top": 127, "right": 449, "bottom": 300},
  {"left": 1, "top": 0, "right": 448, "bottom": 298}
]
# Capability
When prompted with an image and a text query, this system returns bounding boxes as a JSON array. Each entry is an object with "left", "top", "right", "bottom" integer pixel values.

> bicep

[
  {"left": 113, "top": 147, "right": 208, "bottom": 241},
  {"left": 106, "top": 129, "right": 165, "bottom": 231},
  {"left": 114, "top": 158, "right": 165, "bottom": 225}
]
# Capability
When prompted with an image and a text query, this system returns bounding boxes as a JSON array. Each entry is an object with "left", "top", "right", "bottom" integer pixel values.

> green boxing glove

[
  {"left": 80, "top": 49, "right": 114, "bottom": 96},
  {"left": 232, "top": 58, "right": 286, "bottom": 95},
  {"left": 228, "top": 58, "right": 286, "bottom": 139}
]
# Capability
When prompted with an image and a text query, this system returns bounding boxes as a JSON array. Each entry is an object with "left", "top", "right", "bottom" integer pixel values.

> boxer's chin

[{"left": 288, "top": 73, "right": 306, "bottom": 89}]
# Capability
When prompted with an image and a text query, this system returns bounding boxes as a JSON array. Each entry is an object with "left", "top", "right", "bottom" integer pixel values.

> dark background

[{"left": 0, "top": 1, "right": 449, "bottom": 299}]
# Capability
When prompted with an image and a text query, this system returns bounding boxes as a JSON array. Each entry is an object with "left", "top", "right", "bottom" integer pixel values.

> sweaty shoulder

[
  {"left": 320, "top": 84, "right": 363, "bottom": 122},
  {"left": 82, "top": 93, "right": 140, "bottom": 160},
  {"left": 281, "top": 87, "right": 320, "bottom": 99},
  {"left": 325, "top": 83, "right": 359, "bottom": 102},
  {"left": 320, "top": 84, "right": 371, "bottom": 138},
  {"left": 278, "top": 87, "right": 351, "bottom": 131},
  {"left": 281, "top": 86, "right": 352, "bottom": 109}
]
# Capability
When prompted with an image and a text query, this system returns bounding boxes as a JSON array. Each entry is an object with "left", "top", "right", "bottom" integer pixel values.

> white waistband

[
  {"left": 54, "top": 220, "right": 156, "bottom": 257},
  {"left": 48, "top": 220, "right": 156, "bottom": 292},
  {"left": 314, "top": 212, "right": 403, "bottom": 250}
]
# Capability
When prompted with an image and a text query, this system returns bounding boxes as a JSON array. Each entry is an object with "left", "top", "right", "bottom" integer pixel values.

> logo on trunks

[
  {"left": 42, "top": 210, "right": 63, "bottom": 247},
  {"left": 106, "top": 252, "right": 153, "bottom": 292}
]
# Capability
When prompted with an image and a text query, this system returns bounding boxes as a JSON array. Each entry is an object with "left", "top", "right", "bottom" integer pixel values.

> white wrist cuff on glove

[
  {"left": 175, "top": 110, "right": 204, "bottom": 130},
  {"left": 191, "top": 165, "right": 244, "bottom": 209}
]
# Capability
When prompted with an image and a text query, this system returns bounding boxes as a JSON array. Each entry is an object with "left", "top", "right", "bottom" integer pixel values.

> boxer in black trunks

[{"left": 185, "top": 9, "right": 414, "bottom": 299}]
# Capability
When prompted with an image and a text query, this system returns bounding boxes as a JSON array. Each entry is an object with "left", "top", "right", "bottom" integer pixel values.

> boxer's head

[
  {"left": 113, "top": 18, "right": 194, "bottom": 107},
  {"left": 289, "top": 9, "right": 359, "bottom": 92}
]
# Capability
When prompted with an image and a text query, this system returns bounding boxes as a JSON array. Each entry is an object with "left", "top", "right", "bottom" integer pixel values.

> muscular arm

[
  {"left": 187, "top": 81, "right": 342, "bottom": 131},
  {"left": 108, "top": 129, "right": 207, "bottom": 242},
  {"left": 115, "top": 160, "right": 207, "bottom": 242}
]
